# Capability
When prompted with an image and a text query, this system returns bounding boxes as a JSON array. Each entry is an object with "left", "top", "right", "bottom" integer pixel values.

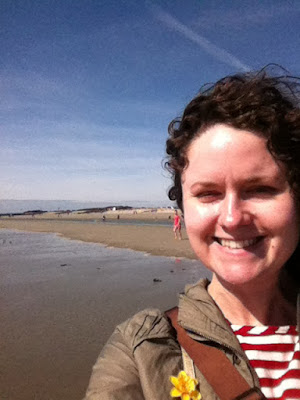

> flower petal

[
  {"left": 191, "top": 390, "right": 201, "bottom": 400},
  {"left": 182, "top": 394, "right": 191, "bottom": 400},
  {"left": 170, "top": 376, "right": 179, "bottom": 387},
  {"left": 185, "top": 379, "right": 196, "bottom": 392},
  {"left": 170, "top": 387, "right": 182, "bottom": 397},
  {"left": 179, "top": 371, "right": 188, "bottom": 379}
]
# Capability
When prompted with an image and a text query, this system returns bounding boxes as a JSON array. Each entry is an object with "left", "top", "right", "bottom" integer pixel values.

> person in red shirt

[{"left": 173, "top": 210, "right": 182, "bottom": 240}]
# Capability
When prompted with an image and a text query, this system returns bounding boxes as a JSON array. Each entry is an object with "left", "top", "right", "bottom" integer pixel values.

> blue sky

[{"left": 1, "top": 0, "right": 300, "bottom": 206}]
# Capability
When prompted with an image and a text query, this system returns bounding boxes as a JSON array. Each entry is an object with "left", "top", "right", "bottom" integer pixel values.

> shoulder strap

[{"left": 166, "top": 307, "right": 266, "bottom": 400}]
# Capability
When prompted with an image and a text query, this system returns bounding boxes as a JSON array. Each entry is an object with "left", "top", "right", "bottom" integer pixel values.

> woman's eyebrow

[
  {"left": 190, "top": 181, "right": 215, "bottom": 191},
  {"left": 242, "top": 174, "right": 282, "bottom": 185},
  {"left": 189, "top": 175, "right": 281, "bottom": 191}
]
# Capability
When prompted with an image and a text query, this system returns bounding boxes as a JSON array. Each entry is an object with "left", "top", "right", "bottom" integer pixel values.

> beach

[
  {"left": 0, "top": 212, "right": 210, "bottom": 400},
  {"left": 0, "top": 210, "right": 197, "bottom": 259}
]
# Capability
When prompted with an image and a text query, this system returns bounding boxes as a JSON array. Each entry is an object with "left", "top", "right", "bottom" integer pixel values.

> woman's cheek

[{"left": 185, "top": 203, "right": 218, "bottom": 231}]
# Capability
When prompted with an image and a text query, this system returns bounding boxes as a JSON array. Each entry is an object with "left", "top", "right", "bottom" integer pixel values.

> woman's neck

[{"left": 208, "top": 274, "right": 297, "bottom": 326}]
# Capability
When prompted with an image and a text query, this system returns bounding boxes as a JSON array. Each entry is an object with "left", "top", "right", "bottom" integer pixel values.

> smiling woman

[
  {"left": 84, "top": 68, "right": 300, "bottom": 400},
  {"left": 182, "top": 124, "right": 299, "bottom": 293}
]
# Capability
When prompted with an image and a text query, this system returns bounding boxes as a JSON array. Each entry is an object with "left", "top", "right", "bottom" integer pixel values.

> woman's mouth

[{"left": 214, "top": 236, "right": 264, "bottom": 249}]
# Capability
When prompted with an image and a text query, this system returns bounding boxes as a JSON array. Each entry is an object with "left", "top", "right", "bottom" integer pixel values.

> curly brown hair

[{"left": 165, "top": 66, "right": 300, "bottom": 282}]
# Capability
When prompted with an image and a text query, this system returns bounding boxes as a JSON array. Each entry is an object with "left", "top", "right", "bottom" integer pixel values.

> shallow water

[
  {"left": 4, "top": 216, "right": 174, "bottom": 227},
  {"left": 0, "top": 229, "right": 211, "bottom": 400}
]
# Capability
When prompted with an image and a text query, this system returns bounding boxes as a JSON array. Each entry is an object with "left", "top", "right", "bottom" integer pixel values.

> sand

[
  {"left": 0, "top": 213, "right": 208, "bottom": 400},
  {"left": 0, "top": 211, "right": 196, "bottom": 260}
]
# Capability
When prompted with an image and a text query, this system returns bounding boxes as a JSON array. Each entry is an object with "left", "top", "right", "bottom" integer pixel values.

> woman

[
  {"left": 173, "top": 209, "right": 182, "bottom": 240},
  {"left": 84, "top": 68, "right": 300, "bottom": 399}
]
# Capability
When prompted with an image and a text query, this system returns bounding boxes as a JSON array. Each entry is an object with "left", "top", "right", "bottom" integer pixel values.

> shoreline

[{"left": 0, "top": 214, "right": 196, "bottom": 260}]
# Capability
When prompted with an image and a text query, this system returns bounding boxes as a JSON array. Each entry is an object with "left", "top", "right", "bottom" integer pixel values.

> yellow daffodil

[{"left": 170, "top": 370, "right": 201, "bottom": 400}]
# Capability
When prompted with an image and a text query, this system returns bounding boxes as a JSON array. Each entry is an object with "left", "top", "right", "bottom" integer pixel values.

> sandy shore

[
  {"left": 0, "top": 228, "right": 209, "bottom": 400},
  {"left": 0, "top": 211, "right": 196, "bottom": 259},
  {"left": 1, "top": 210, "right": 202, "bottom": 400}
]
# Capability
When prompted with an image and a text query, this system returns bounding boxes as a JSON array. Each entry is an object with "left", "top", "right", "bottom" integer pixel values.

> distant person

[
  {"left": 173, "top": 209, "right": 182, "bottom": 240},
  {"left": 102, "top": 215, "right": 106, "bottom": 222},
  {"left": 84, "top": 67, "right": 300, "bottom": 399}
]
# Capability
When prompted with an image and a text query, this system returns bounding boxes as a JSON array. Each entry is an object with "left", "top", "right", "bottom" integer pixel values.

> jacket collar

[
  {"left": 178, "top": 278, "right": 300, "bottom": 350},
  {"left": 178, "top": 279, "right": 243, "bottom": 354}
]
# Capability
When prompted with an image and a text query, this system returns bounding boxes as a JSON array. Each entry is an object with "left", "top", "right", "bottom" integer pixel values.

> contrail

[{"left": 154, "top": 7, "right": 250, "bottom": 72}]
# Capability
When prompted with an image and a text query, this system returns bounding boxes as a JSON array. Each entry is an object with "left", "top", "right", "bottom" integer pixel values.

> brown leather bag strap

[{"left": 166, "top": 307, "right": 266, "bottom": 400}]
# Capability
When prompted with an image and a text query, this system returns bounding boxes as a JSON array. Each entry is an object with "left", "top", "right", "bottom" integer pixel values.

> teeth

[{"left": 218, "top": 238, "right": 258, "bottom": 249}]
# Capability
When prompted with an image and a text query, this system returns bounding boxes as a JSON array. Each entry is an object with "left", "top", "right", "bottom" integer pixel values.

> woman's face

[{"left": 182, "top": 124, "right": 299, "bottom": 287}]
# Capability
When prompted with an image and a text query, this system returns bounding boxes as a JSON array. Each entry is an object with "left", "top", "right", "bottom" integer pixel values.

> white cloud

[{"left": 153, "top": 6, "right": 250, "bottom": 72}]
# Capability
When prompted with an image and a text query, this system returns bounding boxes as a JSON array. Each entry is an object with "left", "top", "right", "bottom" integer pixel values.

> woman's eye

[
  {"left": 247, "top": 186, "right": 277, "bottom": 196},
  {"left": 195, "top": 191, "right": 221, "bottom": 202}
]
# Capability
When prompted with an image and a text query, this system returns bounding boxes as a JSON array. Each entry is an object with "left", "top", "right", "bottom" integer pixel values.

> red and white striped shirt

[{"left": 231, "top": 325, "right": 300, "bottom": 399}]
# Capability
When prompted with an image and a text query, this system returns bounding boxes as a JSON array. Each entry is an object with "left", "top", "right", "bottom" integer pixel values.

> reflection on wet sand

[{"left": 0, "top": 229, "right": 210, "bottom": 400}]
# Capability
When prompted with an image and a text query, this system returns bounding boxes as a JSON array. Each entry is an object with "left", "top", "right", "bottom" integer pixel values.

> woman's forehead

[{"left": 182, "top": 124, "right": 287, "bottom": 185}]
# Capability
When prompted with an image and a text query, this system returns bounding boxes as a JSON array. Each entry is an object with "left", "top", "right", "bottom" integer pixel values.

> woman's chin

[{"left": 212, "top": 265, "right": 269, "bottom": 288}]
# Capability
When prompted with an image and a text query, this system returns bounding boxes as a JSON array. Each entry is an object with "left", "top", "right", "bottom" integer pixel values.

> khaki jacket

[{"left": 83, "top": 279, "right": 262, "bottom": 400}]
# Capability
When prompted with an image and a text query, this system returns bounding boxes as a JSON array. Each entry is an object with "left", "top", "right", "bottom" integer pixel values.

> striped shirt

[{"left": 231, "top": 325, "right": 300, "bottom": 399}]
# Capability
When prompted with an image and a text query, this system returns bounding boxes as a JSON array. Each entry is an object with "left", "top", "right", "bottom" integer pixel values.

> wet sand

[
  {"left": 0, "top": 212, "right": 196, "bottom": 259},
  {"left": 0, "top": 227, "right": 210, "bottom": 400}
]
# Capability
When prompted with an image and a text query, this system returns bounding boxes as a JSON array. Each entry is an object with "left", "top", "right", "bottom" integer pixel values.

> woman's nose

[{"left": 218, "top": 194, "right": 251, "bottom": 230}]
